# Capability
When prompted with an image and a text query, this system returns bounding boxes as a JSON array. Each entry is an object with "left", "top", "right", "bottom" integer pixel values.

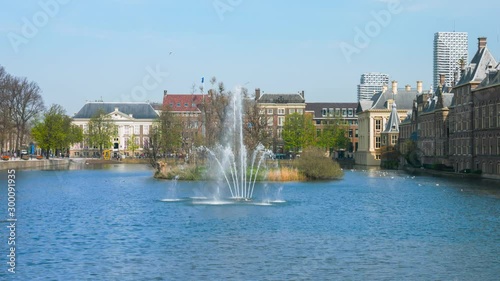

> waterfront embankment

[{"left": 0, "top": 158, "right": 70, "bottom": 170}]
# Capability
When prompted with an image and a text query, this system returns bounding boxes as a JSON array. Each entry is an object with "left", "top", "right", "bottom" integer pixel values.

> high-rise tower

[{"left": 433, "top": 32, "right": 468, "bottom": 89}]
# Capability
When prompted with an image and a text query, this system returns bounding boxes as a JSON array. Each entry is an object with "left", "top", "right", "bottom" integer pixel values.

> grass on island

[{"left": 154, "top": 147, "right": 343, "bottom": 181}]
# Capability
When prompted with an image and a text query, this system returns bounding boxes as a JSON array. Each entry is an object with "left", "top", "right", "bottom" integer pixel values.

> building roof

[
  {"left": 162, "top": 94, "right": 209, "bottom": 112},
  {"left": 258, "top": 93, "right": 305, "bottom": 104},
  {"left": 358, "top": 87, "right": 428, "bottom": 113},
  {"left": 456, "top": 43, "right": 498, "bottom": 86},
  {"left": 475, "top": 69, "right": 500, "bottom": 89},
  {"left": 305, "top": 102, "right": 358, "bottom": 119},
  {"left": 73, "top": 102, "right": 159, "bottom": 119},
  {"left": 383, "top": 103, "right": 400, "bottom": 133},
  {"left": 423, "top": 85, "right": 453, "bottom": 112}
]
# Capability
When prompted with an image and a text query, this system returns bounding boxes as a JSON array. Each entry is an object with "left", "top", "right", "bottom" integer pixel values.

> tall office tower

[
  {"left": 357, "top": 72, "right": 390, "bottom": 101},
  {"left": 433, "top": 32, "right": 468, "bottom": 89}
]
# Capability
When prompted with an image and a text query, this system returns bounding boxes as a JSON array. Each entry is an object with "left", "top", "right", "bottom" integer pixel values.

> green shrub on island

[{"left": 294, "top": 147, "right": 343, "bottom": 180}]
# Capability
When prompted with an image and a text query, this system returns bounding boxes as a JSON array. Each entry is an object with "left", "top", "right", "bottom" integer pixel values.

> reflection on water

[{"left": 0, "top": 164, "right": 498, "bottom": 280}]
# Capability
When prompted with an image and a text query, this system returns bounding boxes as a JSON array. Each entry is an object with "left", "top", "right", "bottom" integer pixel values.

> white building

[
  {"left": 357, "top": 73, "right": 390, "bottom": 101},
  {"left": 433, "top": 32, "right": 468, "bottom": 89},
  {"left": 71, "top": 102, "right": 158, "bottom": 158}
]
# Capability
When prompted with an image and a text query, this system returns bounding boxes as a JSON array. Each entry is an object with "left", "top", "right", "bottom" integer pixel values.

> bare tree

[
  {"left": 5, "top": 76, "right": 45, "bottom": 151},
  {"left": 243, "top": 88, "right": 270, "bottom": 152},
  {"left": 0, "top": 66, "right": 10, "bottom": 152},
  {"left": 201, "top": 77, "right": 230, "bottom": 148}
]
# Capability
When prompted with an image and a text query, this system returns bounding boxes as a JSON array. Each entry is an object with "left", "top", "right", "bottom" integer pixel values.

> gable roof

[
  {"left": 456, "top": 44, "right": 498, "bottom": 86},
  {"left": 383, "top": 103, "right": 400, "bottom": 133},
  {"left": 258, "top": 93, "right": 305, "bottom": 104},
  {"left": 73, "top": 102, "right": 158, "bottom": 119},
  {"left": 359, "top": 87, "right": 429, "bottom": 113}
]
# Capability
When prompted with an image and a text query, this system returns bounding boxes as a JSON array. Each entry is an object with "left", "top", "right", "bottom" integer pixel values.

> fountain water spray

[{"left": 200, "top": 87, "right": 273, "bottom": 200}]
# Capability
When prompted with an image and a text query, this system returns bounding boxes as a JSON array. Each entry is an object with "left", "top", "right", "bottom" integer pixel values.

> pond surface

[{"left": 0, "top": 164, "right": 499, "bottom": 280}]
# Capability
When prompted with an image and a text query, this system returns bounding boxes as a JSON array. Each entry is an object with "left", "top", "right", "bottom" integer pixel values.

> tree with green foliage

[
  {"left": 317, "top": 118, "right": 350, "bottom": 154},
  {"left": 282, "top": 113, "right": 316, "bottom": 154},
  {"left": 31, "top": 104, "right": 83, "bottom": 159},
  {"left": 158, "top": 106, "right": 183, "bottom": 154},
  {"left": 86, "top": 109, "right": 117, "bottom": 157},
  {"left": 295, "top": 147, "right": 343, "bottom": 180},
  {"left": 127, "top": 133, "right": 139, "bottom": 156}
]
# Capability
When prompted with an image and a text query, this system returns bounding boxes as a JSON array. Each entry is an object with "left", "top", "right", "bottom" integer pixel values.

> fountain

[{"left": 200, "top": 86, "right": 273, "bottom": 201}]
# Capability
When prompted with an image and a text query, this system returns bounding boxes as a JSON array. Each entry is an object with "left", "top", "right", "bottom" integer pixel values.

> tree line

[{"left": 0, "top": 65, "right": 45, "bottom": 153}]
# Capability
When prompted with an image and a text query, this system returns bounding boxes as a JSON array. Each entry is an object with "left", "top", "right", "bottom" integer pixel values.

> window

[
  {"left": 296, "top": 109, "right": 303, "bottom": 114},
  {"left": 342, "top": 108, "right": 347, "bottom": 117},
  {"left": 267, "top": 117, "right": 273, "bottom": 126},
  {"left": 375, "top": 119, "right": 382, "bottom": 132},
  {"left": 391, "top": 135, "right": 398, "bottom": 145},
  {"left": 278, "top": 108, "right": 285, "bottom": 115},
  {"left": 277, "top": 129, "right": 283, "bottom": 138},
  {"left": 143, "top": 125, "right": 149, "bottom": 135},
  {"left": 497, "top": 103, "right": 500, "bottom": 127},
  {"left": 184, "top": 103, "right": 188, "bottom": 107},
  {"left": 329, "top": 108, "right": 334, "bottom": 117},
  {"left": 278, "top": 116, "right": 285, "bottom": 126},
  {"left": 375, "top": 154, "right": 381, "bottom": 160},
  {"left": 177, "top": 102, "right": 181, "bottom": 107},
  {"left": 289, "top": 108, "right": 295, "bottom": 114},
  {"left": 259, "top": 109, "right": 265, "bottom": 115},
  {"left": 348, "top": 108, "right": 353, "bottom": 117},
  {"left": 355, "top": 129, "right": 359, "bottom": 137},
  {"left": 124, "top": 126, "right": 130, "bottom": 136},
  {"left": 348, "top": 129, "right": 353, "bottom": 138},
  {"left": 134, "top": 125, "right": 140, "bottom": 135},
  {"left": 321, "top": 108, "right": 327, "bottom": 117},
  {"left": 169, "top": 103, "right": 173, "bottom": 108},
  {"left": 267, "top": 108, "right": 273, "bottom": 115},
  {"left": 335, "top": 108, "right": 341, "bottom": 117},
  {"left": 375, "top": 137, "right": 381, "bottom": 148}
]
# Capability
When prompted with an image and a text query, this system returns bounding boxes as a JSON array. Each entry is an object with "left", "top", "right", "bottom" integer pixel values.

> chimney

[
  {"left": 255, "top": 88, "right": 261, "bottom": 100},
  {"left": 405, "top": 84, "right": 411, "bottom": 92},
  {"left": 439, "top": 74, "right": 446, "bottom": 86},
  {"left": 416, "top": 81, "right": 423, "bottom": 93},
  {"left": 114, "top": 107, "right": 118, "bottom": 112},
  {"left": 301, "top": 90, "right": 305, "bottom": 99},
  {"left": 391, "top": 80, "right": 398, "bottom": 94},
  {"left": 478, "top": 37, "right": 487, "bottom": 50},
  {"left": 453, "top": 72, "right": 458, "bottom": 87},
  {"left": 163, "top": 90, "right": 168, "bottom": 97}
]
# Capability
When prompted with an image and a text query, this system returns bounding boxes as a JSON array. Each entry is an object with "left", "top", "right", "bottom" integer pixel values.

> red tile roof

[{"left": 162, "top": 94, "right": 209, "bottom": 112}]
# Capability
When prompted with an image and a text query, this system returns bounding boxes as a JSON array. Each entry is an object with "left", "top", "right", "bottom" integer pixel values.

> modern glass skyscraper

[
  {"left": 357, "top": 73, "right": 389, "bottom": 101},
  {"left": 433, "top": 32, "right": 468, "bottom": 89}
]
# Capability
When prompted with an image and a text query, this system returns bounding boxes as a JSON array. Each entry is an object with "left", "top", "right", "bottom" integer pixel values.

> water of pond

[{"left": 0, "top": 164, "right": 499, "bottom": 280}]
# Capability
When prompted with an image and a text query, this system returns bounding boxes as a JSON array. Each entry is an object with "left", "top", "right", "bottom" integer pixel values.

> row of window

[
  {"left": 321, "top": 108, "right": 355, "bottom": 118},
  {"left": 169, "top": 102, "right": 196, "bottom": 108},
  {"left": 261, "top": 108, "right": 304, "bottom": 115},
  {"left": 82, "top": 124, "right": 150, "bottom": 135}
]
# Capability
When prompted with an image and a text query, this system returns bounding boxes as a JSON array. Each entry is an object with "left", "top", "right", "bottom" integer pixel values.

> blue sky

[{"left": 1, "top": 0, "right": 500, "bottom": 115}]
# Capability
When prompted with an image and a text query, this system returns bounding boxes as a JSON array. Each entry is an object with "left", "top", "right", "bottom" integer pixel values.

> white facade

[
  {"left": 357, "top": 73, "right": 389, "bottom": 101},
  {"left": 71, "top": 103, "right": 158, "bottom": 158},
  {"left": 433, "top": 32, "right": 468, "bottom": 89}
]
